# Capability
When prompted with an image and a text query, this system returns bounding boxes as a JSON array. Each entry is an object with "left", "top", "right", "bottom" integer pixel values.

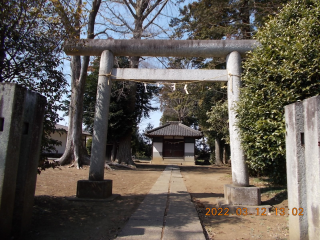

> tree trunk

[
  {"left": 223, "top": 144, "right": 226, "bottom": 164},
  {"left": 57, "top": 56, "right": 91, "bottom": 168},
  {"left": 215, "top": 138, "right": 223, "bottom": 165},
  {"left": 117, "top": 11, "right": 143, "bottom": 164},
  {"left": 111, "top": 142, "right": 117, "bottom": 162},
  {"left": 240, "top": 0, "right": 251, "bottom": 39},
  {"left": 113, "top": 0, "right": 167, "bottom": 164},
  {"left": 0, "top": 26, "right": 6, "bottom": 82},
  {"left": 54, "top": 0, "right": 101, "bottom": 168},
  {"left": 115, "top": 37, "right": 140, "bottom": 164},
  {"left": 116, "top": 133, "right": 134, "bottom": 165}
]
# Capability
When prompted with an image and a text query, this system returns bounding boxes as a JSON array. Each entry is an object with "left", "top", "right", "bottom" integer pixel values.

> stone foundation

[
  {"left": 77, "top": 180, "right": 112, "bottom": 199},
  {"left": 219, "top": 184, "right": 271, "bottom": 214},
  {"left": 224, "top": 184, "right": 261, "bottom": 206}
]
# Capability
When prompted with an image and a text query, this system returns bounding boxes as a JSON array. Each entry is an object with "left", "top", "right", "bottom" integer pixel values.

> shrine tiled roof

[{"left": 145, "top": 121, "right": 203, "bottom": 138}]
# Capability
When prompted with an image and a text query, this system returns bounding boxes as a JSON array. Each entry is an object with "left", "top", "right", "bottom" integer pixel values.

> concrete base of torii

[
  {"left": 218, "top": 184, "right": 272, "bottom": 214},
  {"left": 76, "top": 180, "right": 113, "bottom": 199}
]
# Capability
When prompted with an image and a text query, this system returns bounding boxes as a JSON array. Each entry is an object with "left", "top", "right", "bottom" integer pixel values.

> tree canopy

[
  {"left": 236, "top": 0, "right": 320, "bottom": 184},
  {"left": 171, "top": 0, "right": 289, "bottom": 40},
  {"left": 159, "top": 0, "right": 291, "bottom": 164},
  {"left": 0, "top": 0, "right": 68, "bottom": 154}
]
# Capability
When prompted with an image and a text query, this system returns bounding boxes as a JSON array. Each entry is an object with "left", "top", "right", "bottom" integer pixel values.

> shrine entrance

[
  {"left": 65, "top": 39, "right": 261, "bottom": 205},
  {"left": 163, "top": 139, "right": 184, "bottom": 158}
]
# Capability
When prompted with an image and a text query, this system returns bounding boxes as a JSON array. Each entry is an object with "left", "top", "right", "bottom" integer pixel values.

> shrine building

[{"left": 145, "top": 121, "right": 203, "bottom": 165}]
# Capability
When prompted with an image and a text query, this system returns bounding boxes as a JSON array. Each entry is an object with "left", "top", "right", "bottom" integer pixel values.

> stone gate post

[
  {"left": 303, "top": 96, "right": 320, "bottom": 239},
  {"left": 226, "top": 51, "right": 249, "bottom": 186},
  {"left": 285, "top": 101, "right": 308, "bottom": 240},
  {"left": 89, "top": 50, "right": 114, "bottom": 181},
  {"left": 0, "top": 83, "right": 46, "bottom": 239},
  {"left": 76, "top": 50, "right": 114, "bottom": 199},
  {"left": 221, "top": 51, "right": 263, "bottom": 210}
]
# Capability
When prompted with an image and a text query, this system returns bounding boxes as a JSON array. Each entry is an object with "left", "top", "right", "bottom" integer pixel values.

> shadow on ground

[{"left": 262, "top": 189, "right": 288, "bottom": 205}]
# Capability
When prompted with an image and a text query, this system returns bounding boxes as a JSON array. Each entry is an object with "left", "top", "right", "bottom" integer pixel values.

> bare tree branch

[
  {"left": 128, "top": 0, "right": 136, "bottom": 8},
  {"left": 146, "top": 22, "right": 170, "bottom": 37},
  {"left": 155, "top": 57, "right": 168, "bottom": 68},
  {"left": 143, "top": 0, "right": 162, "bottom": 20},
  {"left": 107, "top": 4, "right": 134, "bottom": 32},
  {"left": 143, "top": 0, "right": 169, "bottom": 30},
  {"left": 123, "top": 0, "right": 137, "bottom": 19},
  {"left": 87, "top": 0, "right": 101, "bottom": 39}
]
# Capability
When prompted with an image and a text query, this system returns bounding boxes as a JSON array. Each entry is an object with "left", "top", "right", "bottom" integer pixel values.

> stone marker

[
  {"left": 0, "top": 83, "right": 46, "bottom": 239},
  {"left": 0, "top": 84, "right": 25, "bottom": 239},
  {"left": 285, "top": 101, "right": 308, "bottom": 240},
  {"left": 303, "top": 96, "right": 320, "bottom": 239}
]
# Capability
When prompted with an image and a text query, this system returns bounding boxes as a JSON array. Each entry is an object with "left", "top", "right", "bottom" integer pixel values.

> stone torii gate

[{"left": 65, "top": 39, "right": 262, "bottom": 207}]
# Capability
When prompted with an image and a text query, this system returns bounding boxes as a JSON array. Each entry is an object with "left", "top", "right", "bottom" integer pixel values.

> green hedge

[{"left": 236, "top": 0, "right": 320, "bottom": 184}]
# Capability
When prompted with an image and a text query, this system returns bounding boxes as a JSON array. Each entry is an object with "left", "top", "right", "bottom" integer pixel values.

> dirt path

[
  {"left": 24, "top": 165, "right": 165, "bottom": 240},
  {"left": 24, "top": 164, "right": 288, "bottom": 240}
]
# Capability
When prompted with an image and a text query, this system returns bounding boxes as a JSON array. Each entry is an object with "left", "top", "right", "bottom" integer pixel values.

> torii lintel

[{"left": 64, "top": 39, "right": 259, "bottom": 58}]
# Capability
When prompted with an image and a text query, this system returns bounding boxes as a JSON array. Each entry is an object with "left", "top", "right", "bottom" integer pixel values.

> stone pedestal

[
  {"left": 77, "top": 180, "right": 113, "bottom": 199},
  {"left": 224, "top": 184, "right": 261, "bottom": 205},
  {"left": 218, "top": 184, "right": 271, "bottom": 214}
]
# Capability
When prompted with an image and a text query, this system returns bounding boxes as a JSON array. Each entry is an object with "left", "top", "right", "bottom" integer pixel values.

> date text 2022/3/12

[{"left": 205, "top": 207, "right": 304, "bottom": 216}]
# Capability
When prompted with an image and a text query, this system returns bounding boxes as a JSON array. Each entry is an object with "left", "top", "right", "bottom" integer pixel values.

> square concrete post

[
  {"left": 0, "top": 83, "right": 46, "bottom": 239},
  {"left": 77, "top": 50, "right": 113, "bottom": 199},
  {"left": 226, "top": 51, "right": 248, "bottom": 187},
  {"left": 303, "top": 96, "right": 320, "bottom": 239},
  {"left": 12, "top": 88, "right": 46, "bottom": 238},
  {"left": 285, "top": 102, "right": 308, "bottom": 240},
  {"left": 0, "top": 84, "right": 25, "bottom": 239}
]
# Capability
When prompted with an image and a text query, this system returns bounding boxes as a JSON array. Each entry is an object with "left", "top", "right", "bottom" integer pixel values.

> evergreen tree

[{"left": 236, "top": 0, "right": 320, "bottom": 184}]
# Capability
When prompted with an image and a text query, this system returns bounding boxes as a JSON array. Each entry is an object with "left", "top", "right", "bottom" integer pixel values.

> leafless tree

[
  {"left": 53, "top": 0, "right": 173, "bottom": 167},
  {"left": 52, "top": 0, "right": 102, "bottom": 168},
  {"left": 99, "top": 0, "right": 171, "bottom": 164}
]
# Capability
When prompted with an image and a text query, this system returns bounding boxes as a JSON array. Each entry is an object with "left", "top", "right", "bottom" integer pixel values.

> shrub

[{"left": 236, "top": 0, "right": 320, "bottom": 184}]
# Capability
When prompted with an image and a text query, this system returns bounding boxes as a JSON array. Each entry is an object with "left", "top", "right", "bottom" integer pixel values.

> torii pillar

[
  {"left": 76, "top": 50, "right": 114, "bottom": 199},
  {"left": 222, "top": 51, "right": 264, "bottom": 211}
]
